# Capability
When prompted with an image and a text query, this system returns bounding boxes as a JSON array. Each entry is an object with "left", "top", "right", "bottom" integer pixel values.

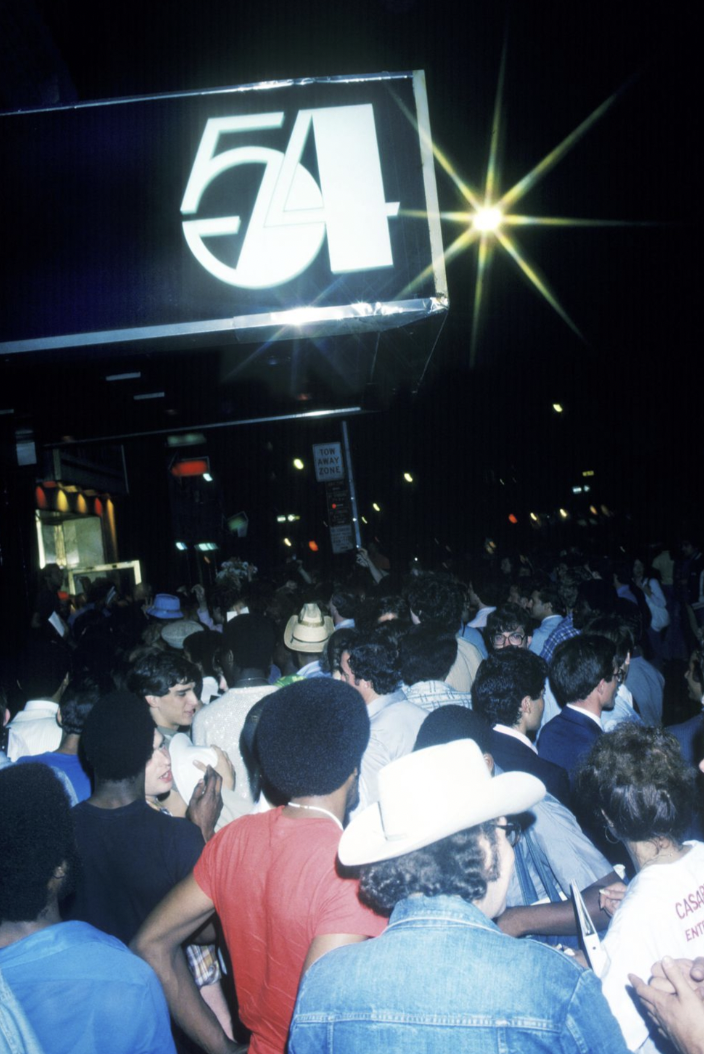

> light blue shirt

[
  {"left": 0, "top": 922, "right": 176, "bottom": 1054},
  {"left": 529, "top": 615, "right": 565, "bottom": 657}
]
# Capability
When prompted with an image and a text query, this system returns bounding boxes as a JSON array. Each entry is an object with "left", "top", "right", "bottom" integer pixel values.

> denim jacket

[{"left": 289, "top": 894, "right": 629, "bottom": 1054}]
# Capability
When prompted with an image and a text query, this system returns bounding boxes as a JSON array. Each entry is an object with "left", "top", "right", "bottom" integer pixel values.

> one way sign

[{"left": 312, "top": 442, "right": 345, "bottom": 483}]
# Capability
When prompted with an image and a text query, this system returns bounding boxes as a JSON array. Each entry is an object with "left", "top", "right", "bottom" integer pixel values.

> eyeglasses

[
  {"left": 493, "top": 821, "right": 522, "bottom": 847},
  {"left": 492, "top": 631, "right": 526, "bottom": 647}
]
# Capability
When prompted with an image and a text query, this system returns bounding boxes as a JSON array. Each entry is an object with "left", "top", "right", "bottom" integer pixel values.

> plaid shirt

[
  {"left": 541, "top": 613, "right": 578, "bottom": 664},
  {"left": 403, "top": 680, "right": 472, "bottom": 713},
  {"left": 186, "top": 943, "right": 221, "bottom": 988}
]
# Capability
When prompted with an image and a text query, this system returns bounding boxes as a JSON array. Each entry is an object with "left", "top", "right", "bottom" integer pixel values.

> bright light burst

[
  {"left": 472, "top": 206, "right": 504, "bottom": 232},
  {"left": 394, "top": 51, "right": 654, "bottom": 366}
]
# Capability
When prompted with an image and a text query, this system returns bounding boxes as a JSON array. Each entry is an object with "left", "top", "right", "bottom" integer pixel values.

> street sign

[
  {"left": 329, "top": 524, "right": 355, "bottom": 554},
  {"left": 313, "top": 442, "right": 345, "bottom": 482},
  {"left": 325, "top": 479, "right": 354, "bottom": 553}
]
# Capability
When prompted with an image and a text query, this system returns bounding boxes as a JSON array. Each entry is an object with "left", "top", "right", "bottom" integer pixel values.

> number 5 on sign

[{"left": 181, "top": 105, "right": 399, "bottom": 289}]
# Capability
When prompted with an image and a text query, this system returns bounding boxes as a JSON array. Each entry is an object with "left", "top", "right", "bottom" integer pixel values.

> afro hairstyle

[
  {"left": 0, "top": 763, "right": 78, "bottom": 923},
  {"left": 255, "top": 679, "right": 370, "bottom": 798},
  {"left": 81, "top": 690, "right": 155, "bottom": 781}
]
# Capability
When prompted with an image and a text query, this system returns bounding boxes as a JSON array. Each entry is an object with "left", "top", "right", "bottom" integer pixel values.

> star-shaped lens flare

[{"left": 395, "top": 53, "right": 655, "bottom": 366}]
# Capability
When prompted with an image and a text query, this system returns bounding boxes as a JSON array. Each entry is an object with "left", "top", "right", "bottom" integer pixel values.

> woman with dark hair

[{"left": 575, "top": 724, "right": 704, "bottom": 1053}]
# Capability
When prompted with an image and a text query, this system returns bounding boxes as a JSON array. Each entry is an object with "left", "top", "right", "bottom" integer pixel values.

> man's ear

[
  {"left": 145, "top": 695, "right": 160, "bottom": 711},
  {"left": 519, "top": 695, "right": 532, "bottom": 714},
  {"left": 2, "top": 707, "right": 9, "bottom": 728}
]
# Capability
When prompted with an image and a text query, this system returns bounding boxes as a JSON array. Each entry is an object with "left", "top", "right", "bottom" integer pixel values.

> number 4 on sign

[{"left": 181, "top": 105, "right": 399, "bottom": 289}]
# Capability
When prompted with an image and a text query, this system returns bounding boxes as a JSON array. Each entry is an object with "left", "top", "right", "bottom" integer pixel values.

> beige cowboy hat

[
  {"left": 284, "top": 603, "right": 334, "bottom": 653},
  {"left": 339, "top": 738, "right": 545, "bottom": 866}
]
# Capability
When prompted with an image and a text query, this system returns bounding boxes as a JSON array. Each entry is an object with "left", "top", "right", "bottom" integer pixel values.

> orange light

[
  {"left": 35, "top": 486, "right": 48, "bottom": 510},
  {"left": 308, "top": 540, "right": 319, "bottom": 552},
  {"left": 170, "top": 459, "right": 209, "bottom": 478},
  {"left": 94, "top": 498, "right": 104, "bottom": 516},
  {"left": 508, "top": 513, "right": 518, "bottom": 524}
]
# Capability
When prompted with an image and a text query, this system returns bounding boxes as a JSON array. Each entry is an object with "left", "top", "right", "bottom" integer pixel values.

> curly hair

[
  {"left": 223, "top": 613, "right": 276, "bottom": 670},
  {"left": 472, "top": 649, "right": 548, "bottom": 728},
  {"left": 404, "top": 572, "right": 464, "bottom": 632},
  {"left": 484, "top": 604, "right": 534, "bottom": 647},
  {"left": 359, "top": 823, "right": 500, "bottom": 916},
  {"left": 255, "top": 679, "right": 369, "bottom": 797},
  {"left": 127, "top": 651, "right": 199, "bottom": 698},
  {"left": 81, "top": 691, "right": 155, "bottom": 781},
  {"left": 58, "top": 673, "right": 110, "bottom": 736},
  {"left": 400, "top": 626, "right": 457, "bottom": 685},
  {"left": 575, "top": 724, "right": 695, "bottom": 843},
  {"left": 0, "top": 764, "right": 78, "bottom": 923},
  {"left": 320, "top": 627, "right": 358, "bottom": 676},
  {"left": 346, "top": 636, "right": 400, "bottom": 696},
  {"left": 356, "top": 594, "right": 411, "bottom": 631}
]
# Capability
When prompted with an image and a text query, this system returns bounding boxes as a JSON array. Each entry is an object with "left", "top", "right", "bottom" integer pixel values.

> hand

[
  {"left": 598, "top": 881, "right": 628, "bottom": 917},
  {"left": 630, "top": 957, "right": 704, "bottom": 1054},
  {"left": 651, "top": 958, "right": 704, "bottom": 998},
  {"left": 186, "top": 766, "right": 223, "bottom": 841},
  {"left": 194, "top": 746, "right": 235, "bottom": 792},
  {"left": 355, "top": 548, "right": 371, "bottom": 569},
  {"left": 192, "top": 583, "right": 206, "bottom": 603}
]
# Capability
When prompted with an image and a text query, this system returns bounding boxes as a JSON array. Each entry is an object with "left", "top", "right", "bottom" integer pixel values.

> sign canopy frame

[{"left": 1, "top": 71, "right": 447, "bottom": 356}]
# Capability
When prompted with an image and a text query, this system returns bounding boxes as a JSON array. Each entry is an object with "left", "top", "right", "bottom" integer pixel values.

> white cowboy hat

[
  {"left": 339, "top": 738, "right": 545, "bottom": 866},
  {"left": 284, "top": 603, "right": 334, "bottom": 653}
]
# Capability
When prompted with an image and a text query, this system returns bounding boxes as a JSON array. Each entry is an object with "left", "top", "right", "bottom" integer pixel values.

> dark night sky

[{"left": 1, "top": 0, "right": 700, "bottom": 577}]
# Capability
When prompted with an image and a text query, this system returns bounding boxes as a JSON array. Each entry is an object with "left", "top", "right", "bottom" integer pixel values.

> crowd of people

[{"left": 2, "top": 538, "right": 704, "bottom": 1054}]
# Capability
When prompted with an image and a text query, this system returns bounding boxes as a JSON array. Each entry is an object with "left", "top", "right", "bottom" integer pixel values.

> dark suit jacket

[
  {"left": 489, "top": 728, "right": 571, "bottom": 806},
  {"left": 537, "top": 706, "right": 602, "bottom": 785},
  {"left": 667, "top": 715, "right": 704, "bottom": 768}
]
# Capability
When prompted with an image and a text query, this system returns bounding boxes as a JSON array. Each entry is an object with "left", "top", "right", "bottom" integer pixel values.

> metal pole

[{"left": 341, "top": 419, "right": 362, "bottom": 549}]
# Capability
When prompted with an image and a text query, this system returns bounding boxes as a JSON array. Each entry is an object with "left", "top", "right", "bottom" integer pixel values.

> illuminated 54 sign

[
  {"left": 181, "top": 106, "right": 399, "bottom": 289},
  {"left": 1, "top": 72, "right": 447, "bottom": 353}
]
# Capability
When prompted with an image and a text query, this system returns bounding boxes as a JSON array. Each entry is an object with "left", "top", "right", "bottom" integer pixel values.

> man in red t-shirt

[{"left": 133, "top": 679, "right": 386, "bottom": 1054}]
